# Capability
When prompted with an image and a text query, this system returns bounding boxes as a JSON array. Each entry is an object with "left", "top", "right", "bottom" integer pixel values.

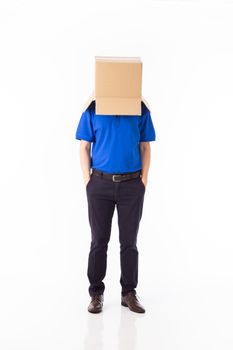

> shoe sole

[{"left": 88, "top": 308, "right": 103, "bottom": 313}]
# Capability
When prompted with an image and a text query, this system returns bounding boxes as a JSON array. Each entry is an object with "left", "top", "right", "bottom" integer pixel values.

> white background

[{"left": 0, "top": 0, "right": 233, "bottom": 349}]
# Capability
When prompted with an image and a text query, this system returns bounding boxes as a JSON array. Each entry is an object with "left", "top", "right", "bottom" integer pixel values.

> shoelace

[
  {"left": 127, "top": 292, "right": 139, "bottom": 302},
  {"left": 92, "top": 295, "right": 102, "bottom": 302}
]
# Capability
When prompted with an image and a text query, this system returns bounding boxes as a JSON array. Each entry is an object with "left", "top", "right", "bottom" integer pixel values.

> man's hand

[
  {"left": 140, "top": 142, "right": 151, "bottom": 189},
  {"left": 141, "top": 176, "right": 147, "bottom": 188},
  {"left": 80, "top": 140, "right": 92, "bottom": 187},
  {"left": 84, "top": 176, "right": 91, "bottom": 187}
]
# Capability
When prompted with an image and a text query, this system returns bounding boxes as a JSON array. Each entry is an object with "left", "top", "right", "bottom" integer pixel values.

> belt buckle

[{"left": 112, "top": 174, "right": 121, "bottom": 182}]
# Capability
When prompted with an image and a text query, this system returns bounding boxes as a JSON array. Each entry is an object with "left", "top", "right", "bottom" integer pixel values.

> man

[{"left": 75, "top": 99, "right": 156, "bottom": 313}]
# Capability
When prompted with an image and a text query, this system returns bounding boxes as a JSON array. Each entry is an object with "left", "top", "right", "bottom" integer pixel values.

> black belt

[{"left": 92, "top": 169, "right": 142, "bottom": 182}]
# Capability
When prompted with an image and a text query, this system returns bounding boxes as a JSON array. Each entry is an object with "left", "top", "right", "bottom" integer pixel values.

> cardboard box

[{"left": 83, "top": 56, "right": 150, "bottom": 116}]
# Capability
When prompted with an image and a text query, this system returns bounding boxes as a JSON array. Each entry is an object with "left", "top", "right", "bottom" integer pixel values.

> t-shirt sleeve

[
  {"left": 139, "top": 110, "right": 156, "bottom": 142},
  {"left": 75, "top": 109, "right": 95, "bottom": 142}
]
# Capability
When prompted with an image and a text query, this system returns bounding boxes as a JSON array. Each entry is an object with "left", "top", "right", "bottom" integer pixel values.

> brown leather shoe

[
  {"left": 121, "top": 291, "right": 145, "bottom": 313},
  {"left": 88, "top": 294, "right": 104, "bottom": 313}
]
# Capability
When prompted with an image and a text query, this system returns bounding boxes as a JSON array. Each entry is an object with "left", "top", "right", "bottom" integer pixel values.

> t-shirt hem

[
  {"left": 76, "top": 135, "right": 94, "bottom": 142},
  {"left": 139, "top": 138, "right": 156, "bottom": 142}
]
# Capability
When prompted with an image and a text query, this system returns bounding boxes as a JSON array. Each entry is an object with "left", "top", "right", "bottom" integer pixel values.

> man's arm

[
  {"left": 80, "top": 140, "right": 92, "bottom": 186},
  {"left": 139, "top": 141, "right": 151, "bottom": 187}
]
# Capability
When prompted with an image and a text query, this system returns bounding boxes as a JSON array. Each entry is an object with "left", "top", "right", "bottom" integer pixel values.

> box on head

[{"left": 83, "top": 56, "right": 151, "bottom": 116}]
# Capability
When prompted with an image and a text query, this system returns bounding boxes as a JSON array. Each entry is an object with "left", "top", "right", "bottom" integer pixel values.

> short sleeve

[
  {"left": 139, "top": 110, "right": 156, "bottom": 142},
  {"left": 75, "top": 109, "right": 95, "bottom": 142}
]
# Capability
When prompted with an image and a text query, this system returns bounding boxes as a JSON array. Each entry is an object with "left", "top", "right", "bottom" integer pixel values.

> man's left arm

[{"left": 139, "top": 141, "right": 151, "bottom": 187}]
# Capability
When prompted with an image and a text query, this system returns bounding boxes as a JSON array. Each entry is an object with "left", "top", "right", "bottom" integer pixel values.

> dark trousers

[{"left": 86, "top": 170, "right": 146, "bottom": 296}]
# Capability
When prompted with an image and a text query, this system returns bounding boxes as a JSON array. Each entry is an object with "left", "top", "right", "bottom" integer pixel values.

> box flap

[
  {"left": 141, "top": 96, "right": 151, "bottom": 112},
  {"left": 96, "top": 97, "right": 141, "bottom": 115},
  {"left": 82, "top": 91, "right": 95, "bottom": 112},
  {"left": 82, "top": 94, "right": 151, "bottom": 114}
]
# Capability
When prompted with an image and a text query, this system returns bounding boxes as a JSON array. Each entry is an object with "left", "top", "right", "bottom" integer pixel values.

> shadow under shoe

[
  {"left": 121, "top": 291, "right": 145, "bottom": 313},
  {"left": 88, "top": 294, "right": 104, "bottom": 313}
]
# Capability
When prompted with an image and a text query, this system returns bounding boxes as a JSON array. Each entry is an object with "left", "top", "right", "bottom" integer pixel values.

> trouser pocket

[{"left": 86, "top": 174, "right": 93, "bottom": 190}]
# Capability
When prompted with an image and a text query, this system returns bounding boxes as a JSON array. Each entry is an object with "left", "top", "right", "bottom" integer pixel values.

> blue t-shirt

[{"left": 75, "top": 100, "right": 156, "bottom": 174}]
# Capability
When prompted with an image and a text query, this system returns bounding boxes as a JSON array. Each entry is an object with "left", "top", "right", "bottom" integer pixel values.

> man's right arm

[{"left": 80, "top": 140, "right": 92, "bottom": 186}]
